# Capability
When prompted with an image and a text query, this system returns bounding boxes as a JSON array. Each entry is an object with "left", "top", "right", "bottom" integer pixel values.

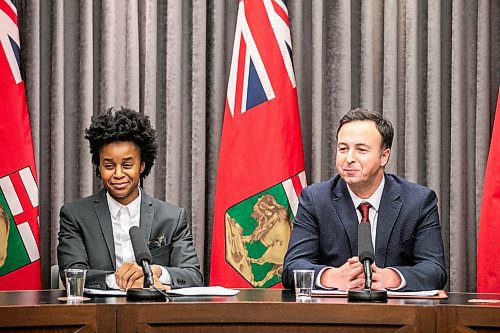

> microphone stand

[
  {"left": 127, "top": 283, "right": 170, "bottom": 300},
  {"left": 126, "top": 262, "right": 170, "bottom": 301},
  {"left": 347, "top": 259, "right": 387, "bottom": 303}
]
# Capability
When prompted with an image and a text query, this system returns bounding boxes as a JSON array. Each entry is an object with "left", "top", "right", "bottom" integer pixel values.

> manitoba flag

[
  {"left": 477, "top": 87, "right": 500, "bottom": 292},
  {"left": 210, "top": 0, "right": 306, "bottom": 288},
  {"left": 0, "top": 0, "right": 41, "bottom": 290}
]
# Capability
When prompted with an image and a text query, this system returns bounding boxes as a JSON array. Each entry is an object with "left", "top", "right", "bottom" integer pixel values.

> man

[
  {"left": 57, "top": 107, "right": 203, "bottom": 290},
  {"left": 283, "top": 108, "right": 446, "bottom": 291},
  {"left": 0, "top": 204, "right": 9, "bottom": 267}
]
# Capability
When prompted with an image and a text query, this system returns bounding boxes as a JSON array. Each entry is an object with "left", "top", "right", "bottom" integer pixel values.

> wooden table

[
  {"left": 437, "top": 292, "right": 500, "bottom": 332},
  {"left": 0, "top": 290, "right": 115, "bottom": 332},
  {"left": 0, "top": 289, "right": 499, "bottom": 332},
  {"left": 117, "top": 289, "right": 437, "bottom": 332}
]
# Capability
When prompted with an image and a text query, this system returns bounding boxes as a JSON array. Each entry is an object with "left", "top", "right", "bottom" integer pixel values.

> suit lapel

[
  {"left": 140, "top": 192, "right": 154, "bottom": 242},
  {"left": 332, "top": 179, "right": 358, "bottom": 257},
  {"left": 93, "top": 188, "right": 116, "bottom": 269},
  {"left": 375, "top": 175, "right": 402, "bottom": 267}
]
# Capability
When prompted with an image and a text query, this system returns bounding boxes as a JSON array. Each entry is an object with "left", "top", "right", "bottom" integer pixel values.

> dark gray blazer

[
  {"left": 282, "top": 173, "right": 447, "bottom": 291},
  {"left": 57, "top": 188, "right": 203, "bottom": 289}
]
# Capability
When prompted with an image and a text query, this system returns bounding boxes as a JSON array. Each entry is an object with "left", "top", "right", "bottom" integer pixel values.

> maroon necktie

[{"left": 358, "top": 202, "right": 372, "bottom": 223}]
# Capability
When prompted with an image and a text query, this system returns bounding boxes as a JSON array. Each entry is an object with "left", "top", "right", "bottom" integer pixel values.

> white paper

[
  {"left": 312, "top": 289, "right": 439, "bottom": 297},
  {"left": 312, "top": 289, "right": 347, "bottom": 296},
  {"left": 386, "top": 290, "right": 439, "bottom": 297},
  {"left": 83, "top": 286, "right": 239, "bottom": 297},
  {"left": 166, "top": 286, "right": 239, "bottom": 296},
  {"left": 84, "top": 288, "right": 127, "bottom": 296}
]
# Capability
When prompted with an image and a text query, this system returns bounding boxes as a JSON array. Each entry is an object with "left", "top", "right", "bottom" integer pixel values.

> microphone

[
  {"left": 357, "top": 221, "right": 375, "bottom": 289},
  {"left": 347, "top": 221, "right": 387, "bottom": 302},
  {"left": 127, "top": 226, "right": 169, "bottom": 301},
  {"left": 129, "top": 226, "right": 155, "bottom": 288}
]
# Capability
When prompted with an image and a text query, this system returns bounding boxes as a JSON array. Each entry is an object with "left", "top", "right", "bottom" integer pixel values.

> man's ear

[
  {"left": 140, "top": 162, "right": 146, "bottom": 174},
  {"left": 380, "top": 148, "right": 391, "bottom": 167}
]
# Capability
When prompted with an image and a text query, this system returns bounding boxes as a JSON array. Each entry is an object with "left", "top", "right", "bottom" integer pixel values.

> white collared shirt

[
  {"left": 346, "top": 176, "right": 385, "bottom": 247},
  {"left": 107, "top": 190, "right": 142, "bottom": 269},
  {"left": 105, "top": 189, "right": 171, "bottom": 289},
  {"left": 105, "top": 190, "right": 141, "bottom": 289}
]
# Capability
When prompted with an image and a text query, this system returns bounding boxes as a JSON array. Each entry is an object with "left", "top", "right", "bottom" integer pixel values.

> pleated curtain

[{"left": 16, "top": 0, "right": 500, "bottom": 291}]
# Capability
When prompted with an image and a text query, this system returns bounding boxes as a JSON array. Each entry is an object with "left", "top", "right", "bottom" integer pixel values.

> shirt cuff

[
  {"left": 315, "top": 267, "right": 337, "bottom": 289},
  {"left": 386, "top": 267, "right": 407, "bottom": 290},
  {"left": 105, "top": 273, "right": 119, "bottom": 290},
  {"left": 158, "top": 266, "right": 172, "bottom": 285}
]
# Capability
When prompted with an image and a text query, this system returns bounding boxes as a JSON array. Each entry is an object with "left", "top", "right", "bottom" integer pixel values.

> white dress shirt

[
  {"left": 347, "top": 176, "right": 385, "bottom": 248},
  {"left": 316, "top": 176, "right": 406, "bottom": 289},
  {"left": 105, "top": 189, "right": 171, "bottom": 289}
]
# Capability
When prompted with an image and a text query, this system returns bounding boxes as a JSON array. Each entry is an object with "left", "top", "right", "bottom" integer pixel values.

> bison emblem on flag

[{"left": 224, "top": 172, "right": 305, "bottom": 288}]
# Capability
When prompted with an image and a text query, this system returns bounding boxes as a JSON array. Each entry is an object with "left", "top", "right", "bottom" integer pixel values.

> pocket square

[{"left": 148, "top": 235, "right": 166, "bottom": 250}]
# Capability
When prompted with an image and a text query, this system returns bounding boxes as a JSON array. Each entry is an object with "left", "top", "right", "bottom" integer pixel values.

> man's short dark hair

[
  {"left": 85, "top": 107, "right": 158, "bottom": 179},
  {"left": 337, "top": 108, "right": 394, "bottom": 150}
]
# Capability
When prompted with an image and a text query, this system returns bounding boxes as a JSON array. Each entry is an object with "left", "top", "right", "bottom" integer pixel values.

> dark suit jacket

[
  {"left": 282, "top": 173, "right": 447, "bottom": 291},
  {"left": 57, "top": 188, "right": 203, "bottom": 289}
]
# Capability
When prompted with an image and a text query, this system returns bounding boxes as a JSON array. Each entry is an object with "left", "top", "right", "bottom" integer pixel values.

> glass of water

[
  {"left": 293, "top": 269, "right": 314, "bottom": 300},
  {"left": 64, "top": 268, "right": 87, "bottom": 300}
]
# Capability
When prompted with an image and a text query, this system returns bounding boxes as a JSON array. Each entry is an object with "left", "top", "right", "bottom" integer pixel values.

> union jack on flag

[
  {"left": 227, "top": 0, "right": 296, "bottom": 117},
  {"left": 0, "top": 0, "right": 22, "bottom": 83}
]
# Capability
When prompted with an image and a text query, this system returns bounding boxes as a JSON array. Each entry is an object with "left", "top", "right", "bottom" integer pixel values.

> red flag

[
  {"left": 210, "top": 0, "right": 306, "bottom": 288},
  {"left": 477, "top": 87, "right": 500, "bottom": 292},
  {"left": 0, "top": 0, "right": 41, "bottom": 290}
]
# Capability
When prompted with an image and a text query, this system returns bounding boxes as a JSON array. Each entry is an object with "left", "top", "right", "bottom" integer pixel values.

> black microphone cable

[{"left": 151, "top": 284, "right": 170, "bottom": 299}]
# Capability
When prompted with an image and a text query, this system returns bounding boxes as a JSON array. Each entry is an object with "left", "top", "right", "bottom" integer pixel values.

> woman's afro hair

[{"left": 85, "top": 107, "right": 158, "bottom": 179}]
